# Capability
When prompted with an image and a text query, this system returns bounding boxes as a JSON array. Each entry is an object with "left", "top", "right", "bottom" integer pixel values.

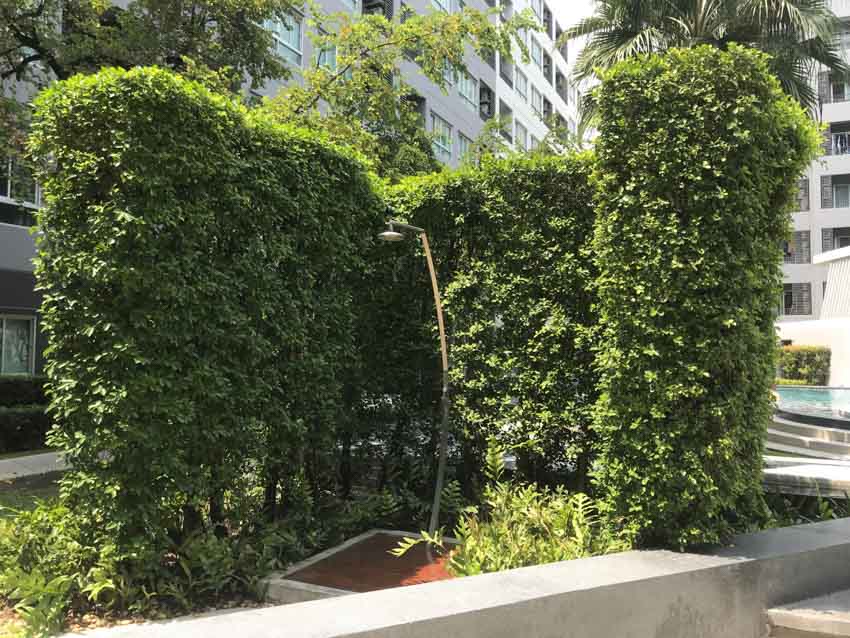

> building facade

[
  {"left": 0, "top": 0, "right": 580, "bottom": 376},
  {"left": 780, "top": 0, "right": 850, "bottom": 321}
]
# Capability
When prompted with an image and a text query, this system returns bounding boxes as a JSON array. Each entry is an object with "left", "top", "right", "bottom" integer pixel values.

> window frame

[
  {"left": 0, "top": 157, "right": 42, "bottom": 210},
  {"left": 515, "top": 68, "right": 528, "bottom": 101},
  {"left": 0, "top": 315, "right": 36, "bottom": 376},
  {"left": 457, "top": 71, "right": 478, "bottom": 111},
  {"left": 431, "top": 111, "right": 453, "bottom": 163},
  {"left": 515, "top": 120, "right": 528, "bottom": 151},
  {"left": 267, "top": 13, "right": 303, "bottom": 67},
  {"left": 531, "top": 38, "right": 542, "bottom": 69}
]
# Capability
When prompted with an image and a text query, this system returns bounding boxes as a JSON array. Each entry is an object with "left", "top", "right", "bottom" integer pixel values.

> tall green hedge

[
  {"left": 778, "top": 345, "right": 831, "bottom": 386},
  {"left": 591, "top": 46, "right": 821, "bottom": 547},
  {"left": 30, "top": 67, "right": 383, "bottom": 544},
  {"left": 389, "top": 154, "right": 598, "bottom": 488}
]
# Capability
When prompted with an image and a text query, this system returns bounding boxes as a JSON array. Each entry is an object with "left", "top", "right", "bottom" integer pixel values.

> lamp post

[{"left": 378, "top": 219, "right": 449, "bottom": 536}]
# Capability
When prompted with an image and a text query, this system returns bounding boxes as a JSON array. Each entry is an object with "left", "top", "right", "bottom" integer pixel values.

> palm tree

[{"left": 563, "top": 0, "right": 849, "bottom": 115}]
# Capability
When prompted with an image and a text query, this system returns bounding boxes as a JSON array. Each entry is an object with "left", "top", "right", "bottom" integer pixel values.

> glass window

[
  {"left": 432, "top": 0, "right": 451, "bottom": 12},
  {"left": 431, "top": 112, "right": 453, "bottom": 163},
  {"left": 515, "top": 120, "right": 528, "bottom": 150},
  {"left": 266, "top": 14, "right": 302, "bottom": 66},
  {"left": 317, "top": 44, "right": 337, "bottom": 71},
  {"left": 531, "top": 0, "right": 543, "bottom": 19},
  {"left": 1, "top": 158, "right": 41, "bottom": 208},
  {"left": 530, "top": 136, "right": 539, "bottom": 150},
  {"left": 515, "top": 69, "right": 528, "bottom": 100},
  {"left": 442, "top": 60, "right": 455, "bottom": 86},
  {"left": 781, "top": 284, "right": 812, "bottom": 316},
  {"left": 531, "top": 85, "right": 543, "bottom": 115},
  {"left": 0, "top": 316, "right": 34, "bottom": 375},
  {"left": 458, "top": 132, "right": 472, "bottom": 160},
  {"left": 458, "top": 72, "right": 477, "bottom": 111},
  {"left": 531, "top": 39, "right": 542, "bottom": 68},
  {"left": 836, "top": 184, "right": 846, "bottom": 208}
]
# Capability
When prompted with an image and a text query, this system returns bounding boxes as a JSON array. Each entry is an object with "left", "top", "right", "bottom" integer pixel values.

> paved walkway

[
  {"left": 764, "top": 455, "right": 850, "bottom": 497},
  {"left": 0, "top": 451, "right": 66, "bottom": 481}
]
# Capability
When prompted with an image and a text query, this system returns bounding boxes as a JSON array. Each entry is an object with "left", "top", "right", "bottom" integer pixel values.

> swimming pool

[{"left": 775, "top": 386, "right": 850, "bottom": 422}]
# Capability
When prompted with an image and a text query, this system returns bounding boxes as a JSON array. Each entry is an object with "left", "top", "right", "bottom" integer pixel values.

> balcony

[
  {"left": 556, "top": 71, "right": 568, "bottom": 104},
  {"left": 827, "top": 131, "right": 850, "bottom": 155},
  {"left": 479, "top": 80, "right": 495, "bottom": 121}
]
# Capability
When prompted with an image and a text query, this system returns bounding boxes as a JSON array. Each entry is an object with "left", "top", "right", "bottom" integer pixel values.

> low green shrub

[
  {"left": 775, "top": 378, "right": 810, "bottom": 386},
  {"left": 778, "top": 346, "right": 830, "bottom": 386},
  {"left": 0, "top": 376, "right": 46, "bottom": 408},
  {"left": 0, "top": 405, "right": 50, "bottom": 453},
  {"left": 395, "top": 442, "right": 629, "bottom": 575}
]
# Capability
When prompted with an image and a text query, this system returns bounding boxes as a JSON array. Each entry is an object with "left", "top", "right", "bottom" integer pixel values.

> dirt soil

[{"left": 287, "top": 532, "right": 453, "bottom": 592}]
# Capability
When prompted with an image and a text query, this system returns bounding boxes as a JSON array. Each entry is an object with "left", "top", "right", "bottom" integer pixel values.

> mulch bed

[{"left": 287, "top": 532, "right": 453, "bottom": 592}]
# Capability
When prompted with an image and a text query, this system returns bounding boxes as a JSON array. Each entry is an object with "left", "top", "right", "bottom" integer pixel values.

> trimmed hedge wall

[
  {"left": 0, "top": 405, "right": 50, "bottom": 453},
  {"left": 0, "top": 376, "right": 46, "bottom": 407},
  {"left": 778, "top": 346, "right": 831, "bottom": 386},
  {"left": 389, "top": 154, "right": 598, "bottom": 487},
  {"left": 591, "top": 46, "right": 821, "bottom": 547},
  {"left": 30, "top": 67, "right": 383, "bottom": 542}
]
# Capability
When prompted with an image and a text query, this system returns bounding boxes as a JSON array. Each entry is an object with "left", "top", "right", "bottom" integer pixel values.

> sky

[{"left": 551, "top": 0, "right": 596, "bottom": 30}]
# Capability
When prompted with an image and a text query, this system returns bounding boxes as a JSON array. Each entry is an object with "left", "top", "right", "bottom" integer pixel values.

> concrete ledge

[
  {"left": 65, "top": 518, "right": 850, "bottom": 638},
  {"left": 769, "top": 589, "right": 850, "bottom": 636}
]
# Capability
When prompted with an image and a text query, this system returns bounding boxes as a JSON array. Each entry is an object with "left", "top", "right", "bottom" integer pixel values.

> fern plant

[{"left": 394, "top": 439, "right": 630, "bottom": 576}]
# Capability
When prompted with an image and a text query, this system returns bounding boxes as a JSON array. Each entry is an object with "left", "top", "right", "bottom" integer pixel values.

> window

[
  {"left": 432, "top": 0, "right": 451, "bottom": 12},
  {"left": 515, "top": 120, "right": 528, "bottom": 151},
  {"left": 266, "top": 14, "right": 302, "bottom": 66},
  {"left": 499, "top": 100, "right": 513, "bottom": 143},
  {"left": 530, "top": 136, "right": 539, "bottom": 150},
  {"left": 431, "top": 112, "right": 453, "bottom": 163},
  {"left": 515, "top": 69, "right": 528, "bottom": 101},
  {"left": 458, "top": 132, "right": 472, "bottom": 161},
  {"left": 783, "top": 231, "right": 811, "bottom": 264},
  {"left": 479, "top": 80, "right": 495, "bottom": 120},
  {"left": 821, "top": 174, "right": 850, "bottom": 208},
  {"left": 796, "top": 178, "right": 809, "bottom": 211},
  {"left": 0, "top": 316, "right": 35, "bottom": 375},
  {"left": 531, "top": 85, "right": 543, "bottom": 115},
  {"left": 442, "top": 60, "right": 455, "bottom": 85},
  {"left": 531, "top": 39, "right": 542, "bottom": 69},
  {"left": 458, "top": 72, "right": 477, "bottom": 112},
  {"left": 780, "top": 283, "right": 812, "bottom": 316},
  {"left": 317, "top": 44, "right": 337, "bottom": 71},
  {"left": 824, "top": 227, "right": 850, "bottom": 251},
  {"left": 531, "top": 0, "right": 543, "bottom": 19},
  {"left": 0, "top": 158, "right": 41, "bottom": 210}
]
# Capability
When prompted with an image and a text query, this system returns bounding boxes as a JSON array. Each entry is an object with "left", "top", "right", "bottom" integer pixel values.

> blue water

[{"left": 776, "top": 386, "right": 850, "bottom": 421}]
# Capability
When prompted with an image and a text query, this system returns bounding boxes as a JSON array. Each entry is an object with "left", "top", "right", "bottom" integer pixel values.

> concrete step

[
  {"left": 769, "top": 589, "right": 850, "bottom": 637},
  {"left": 773, "top": 417, "right": 850, "bottom": 445},
  {"left": 766, "top": 428, "right": 850, "bottom": 460}
]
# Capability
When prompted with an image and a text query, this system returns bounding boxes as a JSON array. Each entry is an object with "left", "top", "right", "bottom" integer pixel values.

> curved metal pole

[{"left": 419, "top": 232, "right": 450, "bottom": 537}]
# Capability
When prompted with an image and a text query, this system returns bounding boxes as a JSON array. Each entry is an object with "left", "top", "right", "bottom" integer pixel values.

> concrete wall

[
  {"left": 777, "top": 318, "right": 850, "bottom": 387},
  {"left": 69, "top": 518, "right": 850, "bottom": 638}
]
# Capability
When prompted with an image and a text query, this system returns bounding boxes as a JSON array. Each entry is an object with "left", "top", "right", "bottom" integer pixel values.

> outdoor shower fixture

[{"left": 378, "top": 218, "right": 449, "bottom": 537}]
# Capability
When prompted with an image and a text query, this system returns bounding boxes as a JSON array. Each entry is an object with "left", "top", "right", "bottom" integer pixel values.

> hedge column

[{"left": 591, "top": 46, "right": 820, "bottom": 547}]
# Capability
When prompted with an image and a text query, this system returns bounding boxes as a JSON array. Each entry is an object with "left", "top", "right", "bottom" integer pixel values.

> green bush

[
  {"left": 775, "top": 378, "right": 810, "bottom": 386},
  {"left": 389, "top": 154, "right": 598, "bottom": 488},
  {"left": 0, "top": 376, "right": 46, "bottom": 408},
  {"left": 0, "top": 405, "right": 50, "bottom": 453},
  {"left": 16, "top": 66, "right": 385, "bottom": 630},
  {"left": 591, "top": 46, "right": 821, "bottom": 547},
  {"left": 396, "top": 442, "right": 629, "bottom": 575},
  {"left": 778, "top": 346, "right": 830, "bottom": 386}
]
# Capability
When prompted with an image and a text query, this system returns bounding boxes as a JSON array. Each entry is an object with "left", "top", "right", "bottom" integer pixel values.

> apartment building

[
  {"left": 780, "top": 0, "right": 850, "bottom": 321},
  {"left": 0, "top": 0, "right": 580, "bottom": 376}
]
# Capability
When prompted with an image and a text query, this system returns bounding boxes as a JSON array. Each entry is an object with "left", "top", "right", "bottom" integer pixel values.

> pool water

[{"left": 775, "top": 386, "right": 850, "bottom": 421}]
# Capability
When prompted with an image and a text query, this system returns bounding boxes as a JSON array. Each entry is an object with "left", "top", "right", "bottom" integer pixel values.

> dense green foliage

[
  {"left": 389, "top": 155, "right": 598, "bottom": 489},
  {"left": 0, "top": 376, "right": 46, "bottom": 408},
  {"left": 0, "top": 406, "right": 50, "bottom": 453},
  {"left": 395, "top": 442, "right": 629, "bottom": 575},
  {"left": 778, "top": 345, "right": 831, "bottom": 386},
  {"left": 591, "top": 45, "right": 821, "bottom": 547},
  {"left": 5, "top": 66, "right": 386, "bottom": 626},
  {"left": 0, "top": 376, "right": 48, "bottom": 454}
]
